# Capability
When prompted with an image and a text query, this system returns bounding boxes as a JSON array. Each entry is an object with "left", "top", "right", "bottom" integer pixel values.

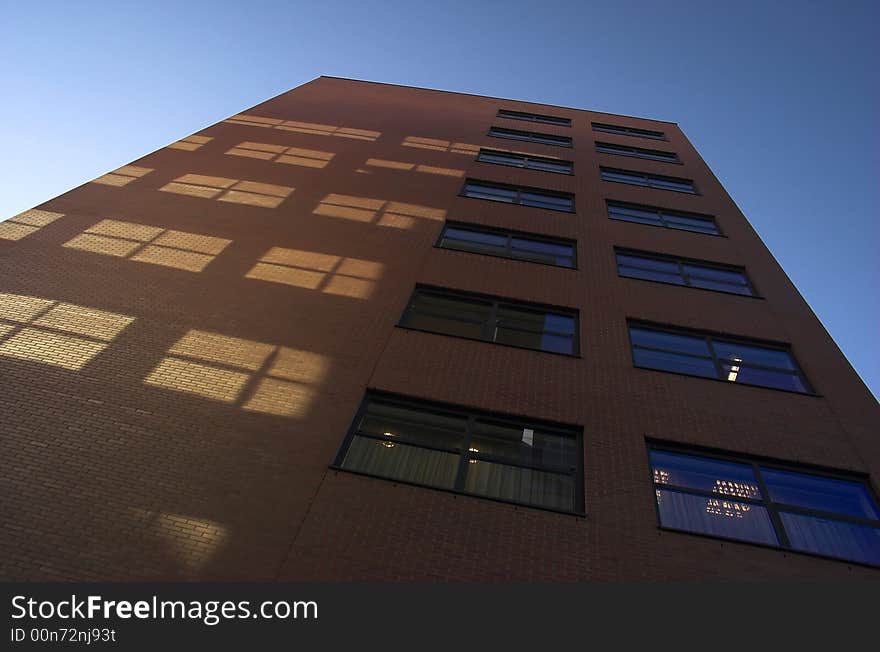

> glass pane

[
  {"left": 649, "top": 177, "right": 694, "bottom": 192},
  {"left": 498, "top": 307, "right": 575, "bottom": 334},
  {"left": 634, "top": 348, "right": 717, "bottom": 378},
  {"left": 490, "top": 129, "right": 530, "bottom": 141},
  {"left": 602, "top": 170, "right": 646, "bottom": 185},
  {"left": 641, "top": 151, "right": 677, "bottom": 162},
  {"left": 619, "top": 266, "right": 686, "bottom": 285},
  {"left": 466, "top": 460, "right": 575, "bottom": 511},
  {"left": 403, "top": 312, "right": 486, "bottom": 339},
  {"left": 442, "top": 227, "right": 507, "bottom": 249},
  {"left": 539, "top": 333, "right": 575, "bottom": 354},
  {"left": 712, "top": 341, "right": 797, "bottom": 370},
  {"left": 533, "top": 135, "right": 571, "bottom": 146},
  {"left": 650, "top": 449, "right": 761, "bottom": 496},
  {"left": 689, "top": 278, "right": 754, "bottom": 295},
  {"left": 520, "top": 192, "right": 572, "bottom": 211},
  {"left": 464, "top": 183, "right": 516, "bottom": 202},
  {"left": 342, "top": 436, "right": 459, "bottom": 489},
  {"left": 511, "top": 239, "right": 574, "bottom": 267},
  {"left": 608, "top": 204, "right": 659, "bottom": 221},
  {"left": 409, "top": 292, "right": 492, "bottom": 322},
  {"left": 360, "top": 401, "right": 466, "bottom": 450},
  {"left": 511, "top": 238, "right": 573, "bottom": 258},
  {"left": 779, "top": 512, "right": 880, "bottom": 566},
  {"left": 629, "top": 327, "right": 711, "bottom": 355},
  {"left": 478, "top": 152, "right": 523, "bottom": 166},
  {"left": 471, "top": 420, "right": 577, "bottom": 469},
  {"left": 722, "top": 363, "right": 807, "bottom": 392},
  {"left": 663, "top": 213, "right": 719, "bottom": 234},
  {"left": 526, "top": 159, "right": 571, "bottom": 173},
  {"left": 442, "top": 237, "right": 508, "bottom": 256},
  {"left": 596, "top": 144, "right": 627, "bottom": 154},
  {"left": 616, "top": 254, "right": 680, "bottom": 274},
  {"left": 682, "top": 265, "right": 748, "bottom": 285},
  {"left": 655, "top": 489, "right": 778, "bottom": 546},
  {"left": 762, "top": 469, "right": 880, "bottom": 519}
]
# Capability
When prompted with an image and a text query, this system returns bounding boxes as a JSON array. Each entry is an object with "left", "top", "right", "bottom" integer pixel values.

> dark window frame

[
  {"left": 595, "top": 141, "right": 680, "bottom": 164},
  {"left": 461, "top": 179, "right": 575, "bottom": 213},
  {"left": 436, "top": 221, "right": 578, "bottom": 269},
  {"left": 606, "top": 200, "right": 722, "bottom": 236},
  {"left": 614, "top": 247, "right": 759, "bottom": 298},
  {"left": 497, "top": 108, "right": 571, "bottom": 127},
  {"left": 487, "top": 126, "right": 573, "bottom": 148},
  {"left": 331, "top": 390, "right": 586, "bottom": 516},
  {"left": 477, "top": 148, "right": 573, "bottom": 175},
  {"left": 627, "top": 320, "right": 815, "bottom": 395},
  {"left": 601, "top": 167, "right": 698, "bottom": 194},
  {"left": 399, "top": 284, "right": 581, "bottom": 357},
  {"left": 646, "top": 440, "right": 880, "bottom": 568},
  {"left": 591, "top": 121, "right": 667, "bottom": 140}
]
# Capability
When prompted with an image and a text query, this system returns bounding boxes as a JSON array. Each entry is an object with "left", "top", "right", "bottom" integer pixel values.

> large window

[
  {"left": 616, "top": 249, "right": 755, "bottom": 296},
  {"left": 592, "top": 122, "right": 665, "bottom": 140},
  {"left": 334, "top": 393, "right": 584, "bottom": 513},
  {"left": 498, "top": 109, "right": 571, "bottom": 127},
  {"left": 401, "top": 286, "right": 578, "bottom": 355},
  {"left": 628, "top": 322, "right": 811, "bottom": 393},
  {"left": 477, "top": 149, "right": 572, "bottom": 174},
  {"left": 488, "top": 127, "right": 572, "bottom": 148},
  {"left": 596, "top": 142, "right": 679, "bottom": 163},
  {"left": 462, "top": 179, "right": 574, "bottom": 212},
  {"left": 649, "top": 445, "right": 880, "bottom": 567},
  {"left": 607, "top": 200, "right": 720, "bottom": 235},
  {"left": 601, "top": 167, "right": 696, "bottom": 193},
  {"left": 438, "top": 222, "right": 576, "bottom": 268}
]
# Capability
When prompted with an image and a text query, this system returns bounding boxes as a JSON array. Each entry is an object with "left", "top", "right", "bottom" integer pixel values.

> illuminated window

[
  {"left": 438, "top": 222, "right": 576, "bottom": 268},
  {"left": 650, "top": 445, "right": 880, "bottom": 567},
  {"left": 592, "top": 122, "right": 665, "bottom": 140},
  {"left": 607, "top": 200, "right": 720, "bottom": 235},
  {"left": 400, "top": 286, "right": 578, "bottom": 355},
  {"left": 596, "top": 142, "right": 679, "bottom": 163},
  {"left": 0, "top": 209, "right": 64, "bottom": 241},
  {"left": 462, "top": 179, "right": 574, "bottom": 212},
  {"left": 628, "top": 322, "right": 811, "bottom": 393},
  {"left": 334, "top": 393, "right": 584, "bottom": 513},
  {"left": 477, "top": 149, "right": 572, "bottom": 174},
  {"left": 616, "top": 249, "right": 755, "bottom": 296},
  {"left": 601, "top": 167, "right": 696, "bottom": 193},
  {"left": 488, "top": 127, "right": 572, "bottom": 148},
  {"left": 497, "top": 109, "right": 571, "bottom": 126}
]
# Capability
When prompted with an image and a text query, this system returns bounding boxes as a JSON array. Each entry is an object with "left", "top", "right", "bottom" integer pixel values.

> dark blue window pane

[
  {"left": 761, "top": 469, "right": 880, "bottom": 519},
  {"left": 633, "top": 348, "right": 717, "bottom": 377},
  {"left": 616, "top": 254, "right": 679, "bottom": 273},
  {"left": 690, "top": 278, "right": 754, "bottom": 295},
  {"left": 540, "top": 333, "right": 575, "bottom": 354},
  {"left": 464, "top": 183, "right": 516, "bottom": 202},
  {"left": 619, "top": 266, "right": 686, "bottom": 285},
  {"left": 655, "top": 490, "right": 778, "bottom": 546},
  {"left": 663, "top": 213, "right": 719, "bottom": 233},
  {"left": 443, "top": 228, "right": 507, "bottom": 248},
  {"left": 722, "top": 363, "right": 807, "bottom": 392},
  {"left": 520, "top": 192, "right": 572, "bottom": 211},
  {"left": 511, "top": 238, "right": 573, "bottom": 258},
  {"left": 780, "top": 512, "right": 880, "bottom": 566},
  {"left": 479, "top": 152, "right": 522, "bottom": 166},
  {"left": 471, "top": 420, "right": 577, "bottom": 469},
  {"left": 527, "top": 159, "right": 571, "bottom": 173},
  {"left": 682, "top": 265, "right": 748, "bottom": 284},
  {"left": 602, "top": 170, "right": 646, "bottom": 185},
  {"left": 712, "top": 341, "right": 797, "bottom": 370},
  {"left": 608, "top": 204, "right": 661, "bottom": 224},
  {"left": 650, "top": 177, "right": 695, "bottom": 192},
  {"left": 650, "top": 450, "right": 761, "bottom": 495},
  {"left": 630, "top": 327, "right": 710, "bottom": 355}
]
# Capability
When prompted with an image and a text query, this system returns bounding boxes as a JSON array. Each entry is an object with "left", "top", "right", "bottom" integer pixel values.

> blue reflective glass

[
  {"left": 629, "top": 327, "right": 711, "bottom": 355},
  {"left": 780, "top": 512, "right": 880, "bottom": 566},
  {"left": 633, "top": 348, "right": 717, "bottom": 378},
  {"left": 655, "top": 490, "right": 778, "bottom": 546},
  {"left": 619, "top": 266, "right": 686, "bottom": 285},
  {"left": 722, "top": 363, "right": 807, "bottom": 392},
  {"left": 761, "top": 469, "right": 880, "bottom": 519},
  {"left": 712, "top": 341, "right": 797, "bottom": 369},
  {"left": 442, "top": 228, "right": 507, "bottom": 248},
  {"left": 650, "top": 450, "right": 761, "bottom": 495},
  {"left": 616, "top": 254, "right": 680, "bottom": 274},
  {"left": 511, "top": 238, "right": 573, "bottom": 258},
  {"left": 663, "top": 213, "right": 719, "bottom": 233},
  {"left": 690, "top": 278, "right": 753, "bottom": 295},
  {"left": 682, "top": 265, "right": 748, "bottom": 284}
]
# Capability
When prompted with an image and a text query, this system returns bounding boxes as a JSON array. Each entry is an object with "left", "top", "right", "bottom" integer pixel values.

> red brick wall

[{"left": 0, "top": 77, "right": 876, "bottom": 581}]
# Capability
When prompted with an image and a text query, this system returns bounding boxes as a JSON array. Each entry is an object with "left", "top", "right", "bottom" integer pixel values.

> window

[
  {"left": 628, "top": 322, "right": 811, "bottom": 393},
  {"left": 601, "top": 167, "right": 696, "bottom": 193},
  {"left": 498, "top": 109, "right": 571, "bottom": 126},
  {"left": 488, "top": 127, "right": 572, "bottom": 148},
  {"left": 591, "top": 122, "right": 665, "bottom": 140},
  {"left": 438, "top": 222, "right": 576, "bottom": 268},
  {"left": 615, "top": 249, "right": 755, "bottom": 296},
  {"left": 401, "top": 286, "right": 578, "bottom": 355},
  {"left": 595, "top": 142, "right": 679, "bottom": 163},
  {"left": 477, "top": 149, "right": 572, "bottom": 174},
  {"left": 462, "top": 180, "right": 574, "bottom": 212},
  {"left": 607, "top": 200, "right": 720, "bottom": 235},
  {"left": 334, "top": 393, "right": 584, "bottom": 513},
  {"left": 649, "top": 444, "right": 880, "bottom": 566}
]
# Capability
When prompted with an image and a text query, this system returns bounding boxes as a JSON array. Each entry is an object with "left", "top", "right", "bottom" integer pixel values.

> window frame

[
  {"left": 487, "top": 126, "right": 573, "bottom": 148},
  {"left": 646, "top": 440, "right": 880, "bottom": 568},
  {"left": 627, "top": 320, "right": 815, "bottom": 395},
  {"left": 476, "top": 148, "right": 573, "bottom": 175},
  {"left": 331, "top": 390, "right": 586, "bottom": 516},
  {"left": 606, "top": 200, "right": 722, "bottom": 236},
  {"left": 497, "top": 109, "right": 571, "bottom": 127},
  {"left": 614, "top": 247, "right": 759, "bottom": 298},
  {"left": 595, "top": 141, "right": 680, "bottom": 164},
  {"left": 461, "top": 178, "right": 575, "bottom": 213},
  {"left": 591, "top": 121, "right": 667, "bottom": 140},
  {"left": 600, "top": 167, "right": 697, "bottom": 194},
  {"left": 436, "top": 221, "right": 578, "bottom": 269},
  {"left": 399, "top": 284, "right": 581, "bottom": 357}
]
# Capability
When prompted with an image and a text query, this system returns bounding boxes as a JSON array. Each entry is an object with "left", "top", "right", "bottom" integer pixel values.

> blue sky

[{"left": 1, "top": 0, "right": 877, "bottom": 397}]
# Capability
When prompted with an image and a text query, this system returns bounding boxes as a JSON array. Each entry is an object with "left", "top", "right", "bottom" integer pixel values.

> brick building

[{"left": 1, "top": 77, "right": 877, "bottom": 580}]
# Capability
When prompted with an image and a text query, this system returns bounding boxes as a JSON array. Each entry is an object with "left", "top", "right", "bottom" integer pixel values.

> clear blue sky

[{"left": 1, "top": 0, "right": 877, "bottom": 398}]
